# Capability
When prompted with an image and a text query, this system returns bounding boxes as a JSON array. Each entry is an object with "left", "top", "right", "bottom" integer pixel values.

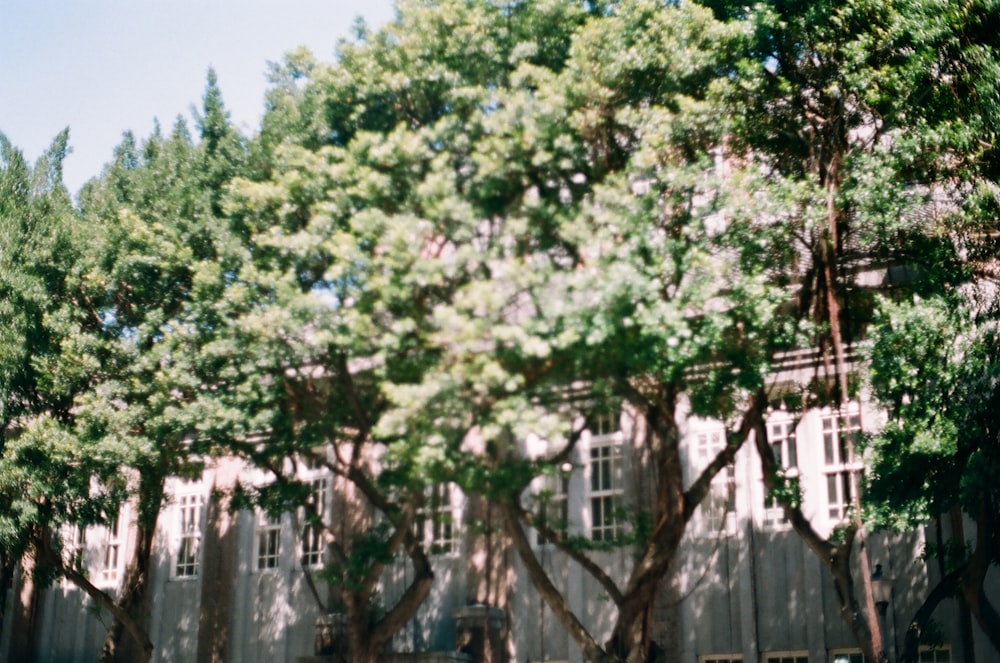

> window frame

[
  {"left": 534, "top": 470, "right": 570, "bottom": 546},
  {"left": 300, "top": 476, "right": 329, "bottom": 568},
  {"left": 97, "top": 506, "right": 126, "bottom": 587},
  {"left": 763, "top": 652, "right": 809, "bottom": 663},
  {"left": 822, "top": 407, "right": 864, "bottom": 521},
  {"left": 174, "top": 492, "right": 205, "bottom": 579},
  {"left": 588, "top": 430, "right": 624, "bottom": 543},
  {"left": 256, "top": 511, "right": 283, "bottom": 571},
  {"left": 830, "top": 649, "right": 867, "bottom": 663},
  {"left": 693, "top": 427, "right": 734, "bottom": 536},
  {"left": 415, "top": 482, "right": 460, "bottom": 556},
  {"left": 918, "top": 646, "right": 952, "bottom": 663}
]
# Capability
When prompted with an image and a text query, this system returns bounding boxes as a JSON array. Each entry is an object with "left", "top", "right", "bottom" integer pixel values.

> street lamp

[{"left": 871, "top": 563, "right": 893, "bottom": 616}]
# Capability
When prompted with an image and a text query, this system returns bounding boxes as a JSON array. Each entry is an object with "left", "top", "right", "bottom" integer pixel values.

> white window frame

[
  {"left": 416, "top": 482, "right": 460, "bottom": 555},
  {"left": 175, "top": 492, "right": 204, "bottom": 578},
  {"left": 764, "top": 652, "right": 809, "bottom": 663},
  {"left": 764, "top": 416, "right": 798, "bottom": 528},
  {"left": 588, "top": 411, "right": 624, "bottom": 543},
  {"left": 822, "top": 407, "right": 863, "bottom": 521},
  {"left": 97, "top": 506, "right": 126, "bottom": 586},
  {"left": 700, "top": 655, "right": 742, "bottom": 663},
  {"left": 694, "top": 427, "right": 734, "bottom": 536},
  {"left": 534, "top": 470, "right": 570, "bottom": 545},
  {"left": 61, "top": 524, "right": 87, "bottom": 587},
  {"left": 300, "top": 476, "right": 329, "bottom": 568},
  {"left": 769, "top": 418, "right": 799, "bottom": 471},
  {"left": 256, "top": 511, "right": 283, "bottom": 571}
]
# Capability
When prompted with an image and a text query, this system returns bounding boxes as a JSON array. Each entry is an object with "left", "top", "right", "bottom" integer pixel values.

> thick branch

[
  {"left": 42, "top": 546, "right": 154, "bottom": 658},
  {"left": 500, "top": 500, "right": 612, "bottom": 663},
  {"left": 683, "top": 390, "right": 766, "bottom": 521},
  {"left": 900, "top": 565, "right": 966, "bottom": 663},
  {"left": 516, "top": 503, "right": 624, "bottom": 605},
  {"left": 370, "top": 532, "right": 434, "bottom": 645}
]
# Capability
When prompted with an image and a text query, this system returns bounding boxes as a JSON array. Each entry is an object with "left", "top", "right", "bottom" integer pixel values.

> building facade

[{"left": 1, "top": 396, "right": 996, "bottom": 663}]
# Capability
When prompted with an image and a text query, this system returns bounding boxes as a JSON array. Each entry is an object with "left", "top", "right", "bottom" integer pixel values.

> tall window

[
  {"left": 831, "top": 650, "right": 867, "bottom": 663},
  {"left": 300, "top": 477, "right": 329, "bottom": 567},
  {"left": 770, "top": 419, "right": 798, "bottom": 470},
  {"left": 823, "top": 410, "right": 863, "bottom": 520},
  {"left": 764, "top": 418, "right": 797, "bottom": 527},
  {"left": 535, "top": 471, "right": 569, "bottom": 545},
  {"left": 430, "top": 483, "right": 457, "bottom": 554},
  {"left": 98, "top": 508, "right": 125, "bottom": 586},
  {"left": 176, "top": 494, "right": 204, "bottom": 578},
  {"left": 695, "top": 429, "right": 733, "bottom": 534},
  {"left": 702, "top": 657, "right": 742, "bottom": 663},
  {"left": 63, "top": 525, "right": 87, "bottom": 576},
  {"left": 590, "top": 438, "right": 623, "bottom": 542},
  {"left": 257, "top": 512, "right": 282, "bottom": 570},
  {"left": 416, "top": 483, "right": 458, "bottom": 555}
]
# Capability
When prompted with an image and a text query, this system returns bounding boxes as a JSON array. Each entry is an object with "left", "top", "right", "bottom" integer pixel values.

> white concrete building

[{"left": 2, "top": 396, "right": 996, "bottom": 663}]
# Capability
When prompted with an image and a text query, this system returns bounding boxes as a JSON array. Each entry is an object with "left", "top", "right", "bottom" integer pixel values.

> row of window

[
  {"left": 172, "top": 476, "right": 460, "bottom": 578},
  {"left": 701, "top": 647, "right": 950, "bottom": 663},
  {"left": 68, "top": 406, "right": 866, "bottom": 582}
]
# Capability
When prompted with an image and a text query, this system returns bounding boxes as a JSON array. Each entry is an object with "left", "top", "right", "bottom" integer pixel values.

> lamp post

[{"left": 871, "top": 563, "right": 893, "bottom": 617}]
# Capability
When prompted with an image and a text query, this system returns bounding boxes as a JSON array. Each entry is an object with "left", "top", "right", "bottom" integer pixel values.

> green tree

[
  {"left": 716, "top": 0, "right": 1000, "bottom": 660},
  {"left": 0, "top": 130, "right": 142, "bottom": 659},
  {"left": 213, "top": 3, "right": 792, "bottom": 663},
  {"left": 1, "top": 72, "right": 250, "bottom": 663},
  {"left": 72, "top": 74, "right": 250, "bottom": 662},
  {"left": 867, "top": 294, "right": 1000, "bottom": 661}
]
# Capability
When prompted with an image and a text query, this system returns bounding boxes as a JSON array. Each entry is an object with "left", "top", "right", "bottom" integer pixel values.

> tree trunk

[
  {"left": 754, "top": 415, "right": 881, "bottom": 661},
  {"left": 501, "top": 501, "right": 614, "bottom": 663},
  {"left": 6, "top": 553, "right": 40, "bottom": 663},
  {"left": 961, "top": 500, "right": 1000, "bottom": 655},
  {"left": 609, "top": 398, "right": 685, "bottom": 663},
  {"left": 98, "top": 524, "right": 155, "bottom": 663},
  {"left": 99, "top": 473, "right": 165, "bottom": 663}
]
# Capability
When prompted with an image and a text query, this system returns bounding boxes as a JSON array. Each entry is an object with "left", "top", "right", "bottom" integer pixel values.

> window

[
  {"left": 416, "top": 483, "right": 458, "bottom": 555},
  {"left": 919, "top": 646, "right": 952, "bottom": 663},
  {"left": 257, "top": 512, "right": 282, "bottom": 570},
  {"left": 770, "top": 419, "right": 798, "bottom": 470},
  {"left": 764, "top": 653, "right": 808, "bottom": 663},
  {"left": 591, "top": 410, "right": 621, "bottom": 437},
  {"left": 764, "top": 418, "right": 797, "bottom": 527},
  {"left": 300, "top": 477, "right": 329, "bottom": 567},
  {"left": 590, "top": 439, "right": 623, "bottom": 542},
  {"left": 298, "top": 449, "right": 326, "bottom": 471},
  {"left": 176, "top": 494, "right": 204, "bottom": 578},
  {"left": 98, "top": 508, "right": 125, "bottom": 586},
  {"left": 831, "top": 650, "right": 867, "bottom": 663},
  {"left": 63, "top": 525, "right": 86, "bottom": 575},
  {"left": 823, "top": 410, "right": 863, "bottom": 520},
  {"left": 701, "top": 656, "right": 742, "bottom": 663},
  {"left": 694, "top": 429, "right": 734, "bottom": 534},
  {"left": 535, "top": 471, "right": 569, "bottom": 545}
]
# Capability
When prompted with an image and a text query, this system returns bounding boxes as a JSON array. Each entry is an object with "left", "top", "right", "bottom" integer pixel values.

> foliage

[{"left": 867, "top": 293, "right": 1000, "bottom": 553}]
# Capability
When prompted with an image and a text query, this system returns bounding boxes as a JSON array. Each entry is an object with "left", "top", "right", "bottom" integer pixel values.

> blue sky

[{"left": 1, "top": 1, "right": 396, "bottom": 193}]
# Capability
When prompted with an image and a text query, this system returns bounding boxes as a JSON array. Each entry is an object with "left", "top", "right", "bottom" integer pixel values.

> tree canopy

[{"left": 2, "top": 2, "right": 1000, "bottom": 663}]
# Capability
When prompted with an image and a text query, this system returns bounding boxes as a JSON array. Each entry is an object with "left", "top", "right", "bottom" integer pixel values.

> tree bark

[
  {"left": 900, "top": 566, "right": 965, "bottom": 663},
  {"left": 98, "top": 521, "right": 156, "bottom": 663},
  {"left": 753, "top": 413, "right": 880, "bottom": 661},
  {"left": 501, "top": 501, "right": 613, "bottom": 663}
]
